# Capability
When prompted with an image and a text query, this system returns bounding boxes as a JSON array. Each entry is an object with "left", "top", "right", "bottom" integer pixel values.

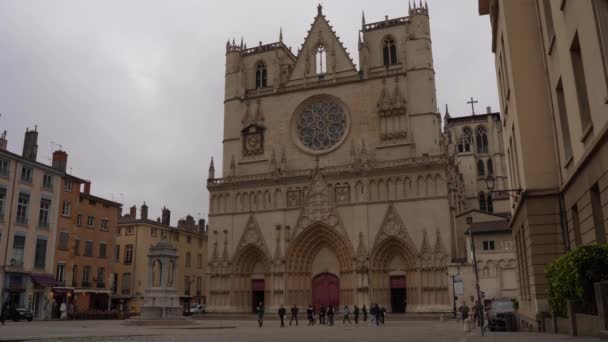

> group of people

[
  {"left": 458, "top": 301, "right": 485, "bottom": 326},
  {"left": 256, "top": 302, "right": 388, "bottom": 328}
]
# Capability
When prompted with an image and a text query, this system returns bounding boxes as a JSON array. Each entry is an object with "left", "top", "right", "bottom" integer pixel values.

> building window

[
  {"left": 570, "top": 32, "right": 592, "bottom": 133},
  {"left": 126, "top": 226, "right": 134, "bottom": 235},
  {"left": 151, "top": 228, "right": 157, "bottom": 237},
  {"left": 86, "top": 216, "right": 95, "bottom": 228},
  {"left": 185, "top": 275, "right": 191, "bottom": 295},
  {"left": 16, "top": 193, "right": 30, "bottom": 225},
  {"left": 97, "top": 268, "right": 105, "bottom": 287},
  {"left": 82, "top": 265, "right": 91, "bottom": 286},
  {"left": 571, "top": 204, "right": 582, "bottom": 246},
  {"left": 477, "top": 160, "right": 485, "bottom": 177},
  {"left": 197, "top": 253, "right": 202, "bottom": 269},
  {"left": 0, "top": 187, "right": 5, "bottom": 218},
  {"left": 185, "top": 252, "right": 191, "bottom": 267},
  {"left": 482, "top": 240, "right": 496, "bottom": 251},
  {"left": 383, "top": 38, "right": 397, "bottom": 66},
  {"left": 11, "top": 235, "right": 25, "bottom": 266},
  {"left": 461, "top": 127, "right": 472, "bottom": 152},
  {"left": 487, "top": 193, "right": 494, "bottom": 213},
  {"left": 77, "top": 214, "right": 82, "bottom": 226},
  {"left": 64, "top": 179, "right": 72, "bottom": 192},
  {"left": 590, "top": 183, "right": 607, "bottom": 244},
  {"left": 59, "top": 231, "right": 69, "bottom": 250},
  {"left": 196, "top": 277, "right": 202, "bottom": 295},
  {"left": 316, "top": 45, "right": 326, "bottom": 75},
  {"left": 38, "top": 198, "right": 51, "bottom": 228},
  {"left": 556, "top": 79, "right": 573, "bottom": 161},
  {"left": 124, "top": 244, "right": 134, "bottom": 264},
  {"left": 56, "top": 263, "right": 65, "bottom": 284},
  {"left": 0, "top": 159, "right": 9, "bottom": 177},
  {"left": 62, "top": 201, "right": 71, "bottom": 216},
  {"left": 34, "top": 237, "right": 47, "bottom": 269},
  {"left": 99, "top": 242, "right": 107, "bottom": 258},
  {"left": 42, "top": 174, "right": 53, "bottom": 189},
  {"left": 542, "top": 0, "right": 555, "bottom": 45},
  {"left": 84, "top": 240, "right": 93, "bottom": 256},
  {"left": 72, "top": 265, "right": 78, "bottom": 286},
  {"left": 115, "top": 245, "right": 120, "bottom": 262},
  {"left": 122, "top": 273, "right": 132, "bottom": 295},
  {"left": 255, "top": 63, "right": 267, "bottom": 88},
  {"left": 21, "top": 166, "right": 33, "bottom": 183},
  {"left": 161, "top": 230, "right": 168, "bottom": 240},
  {"left": 187, "top": 236, "right": 192, "bottom": 244},
  {"left": 595, "top": 0, "right": 608, "bottom": 88},
  {"left": 479, "top": 192, "right": 487, "bottom": 211},
  {"left": 74, "top": 238, "right": 80, "bottom": 255},
  {"left": 116, "top": 227, "right": 121, "bottom": 236},
  {"left": 100, "top": 219, "right": 109, "bottom": 231},
  {"left": 173, "top": 232, "right": 179, "bottom": 242},
  {"left": 112, "top": 273, "right": 118, "bottom": 294},
  {"left": 487, "top": 159, "right": 494, "bottom": 176},
  {"left": 476, "top": 127, "right": 489, "bottom": 153}
]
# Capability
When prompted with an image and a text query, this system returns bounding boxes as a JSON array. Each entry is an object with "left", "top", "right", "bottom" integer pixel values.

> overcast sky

[{"left": 0, "top": 0, "right": 498, "bottom": 222}]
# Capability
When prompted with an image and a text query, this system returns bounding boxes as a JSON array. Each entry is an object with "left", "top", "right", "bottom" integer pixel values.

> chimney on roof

[
  {"left": 198, "top": 219, "right": 206, "bottom": 232},
  {"left": 52, "top": 150, "right": 68, "bottom": 172},
  {"left": 83, "top": 181, "right": 91, "bottom": 194},
  {"left": 141, "top": 202, "right": 148, "bottom": 220},
  {"left": 162, "top": 207, "right": 171, "bottom": 226},
  {"left": 22, "top": 126, "right": 38, "bottom": 161},
  {"left": 486, "top": 106, "right": 492, "bottom": 114},
  {"left": 129, "top": 205, "right": 136, "bottom": 218},
  {"left": 0, "top": 131, "right": 7, "bottom": 151}
]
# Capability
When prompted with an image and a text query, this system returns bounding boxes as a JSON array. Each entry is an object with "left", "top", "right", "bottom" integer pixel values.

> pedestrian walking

[
  {"left": 0, "top": 301, "right": 8, "bottom": 325},
  {"left": 458, "top": 301, "right": 470, "bottom": 321},
  {"left": 353, "top": 305, "right": 360, "bottom": 324},
  {"left": 307, "top": 305, "right": 314, "bottom": 326},
  {"left": 380, "top": 306, "right": 386, "bottom": 325},
  {"left": 327, "top": 305, "right": 335, "bottom": 326},
  {"left": 278, "top": 305, "right": 286, "bottom": 327},
  {"left": 362, "top": 305, "right": 368, "bottom": 322},
  {"left": 319, "top": 306, "right": 326, "bottom": 325},
  {"left": 256, "top": 301, "right": 265, "bottom": 327},
  {"left": 373, "top": 304, "right": 380, "bottom": 326},
  {"left": 289, "top": 304, "right": 299, "bottom": 326},
  {"left": 343, "top": 305, "right": 352, "bottom": 324}
]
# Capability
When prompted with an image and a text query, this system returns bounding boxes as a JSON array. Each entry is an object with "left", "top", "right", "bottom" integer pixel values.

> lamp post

[
  {"left": 447, "top": 269, "right": 460, "bottom": 319},
  {"left": 468, "top": 228, "right": 485, "bottom": 336},
  {"left": 485, "top": 174, "right": 522, "bottom": 198}
]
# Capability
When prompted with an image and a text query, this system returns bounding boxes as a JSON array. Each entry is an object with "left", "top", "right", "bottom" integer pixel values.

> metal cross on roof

[{"left": 467, "top": 97, "right": 479, "bottom": 115}]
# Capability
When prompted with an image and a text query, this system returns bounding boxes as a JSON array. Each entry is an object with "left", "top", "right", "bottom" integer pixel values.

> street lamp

[
  {"left": 468, "top": 228, "right": 485, "bottom": 336},
  {"left": 485, "top": 174, "right": 522, "bottom": 198},
  {"left": 447, "top": 268, "right": 460, "bottom": 319}
]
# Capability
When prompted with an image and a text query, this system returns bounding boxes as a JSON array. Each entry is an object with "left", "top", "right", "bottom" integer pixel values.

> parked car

[
  {"left": 487, "top": 299, "right": 516, "bottom": 332},
  {"left": 188, "top": 304, "right": 206, "bottom": 314}
]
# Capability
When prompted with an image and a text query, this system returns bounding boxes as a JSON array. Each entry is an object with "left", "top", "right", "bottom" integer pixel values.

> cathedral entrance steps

[{"left": 192, "top": 313, "right": 449, "bottom": 321}]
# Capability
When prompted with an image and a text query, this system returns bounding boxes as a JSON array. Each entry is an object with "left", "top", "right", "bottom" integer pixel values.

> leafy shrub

[{"left": 545, "top": 245, "right": 608, "bottom": 316}]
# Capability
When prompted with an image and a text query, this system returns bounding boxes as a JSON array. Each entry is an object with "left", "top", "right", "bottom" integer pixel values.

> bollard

[{"left": 463, "top": 318, "right": 472, "bottom": 332}]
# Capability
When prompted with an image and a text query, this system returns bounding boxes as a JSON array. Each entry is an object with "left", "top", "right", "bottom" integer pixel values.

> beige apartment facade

[
  {"left": 114, "top": 204, "right": 208, "bottom": 313},
  {"left": 479, "top": 0, "right": 608, "bottom": 330},
  {"left": 0, "top": 129, "right": 63, "bottom": 319},
  {"left": 207, "top": 4, "right": 473, "bottom": 314}
]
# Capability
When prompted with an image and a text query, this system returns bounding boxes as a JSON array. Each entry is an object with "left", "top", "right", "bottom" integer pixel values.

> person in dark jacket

[
  {"left": 458, "top": 301, "right": 470, "bottom": 321},
  {"left": 307, "top": 305, "right": 313, "bottom": 326},
  {"left": 362, "top": 305, "right": 368, "bottom": 322},
  {"left": 380, "top": 306, "right": 386, "bottom": 325},
  {"left": 278, "top": 305, "right": 286, "bottom": 327},
  {"left": 327, "top": 305, "right": 335, "bottom": 326},
  {"left": 289, "top": 304, "right": 299, "bottom": 326},
  {"left": 319, "top": 306, "right": 326, "bottom": 325},
  {"left": 0, "top": 301, "right": 8, "bottom": 325},
  {"left": 353, "top": 305, "right": 360, "bottom": 324},
  {"left": 256, "top": 302, "right": 265, "bottom": 327}
]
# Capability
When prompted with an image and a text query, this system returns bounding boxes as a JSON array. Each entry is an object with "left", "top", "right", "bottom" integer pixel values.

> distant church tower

[{"left": 207, "top": 3, "right": 462, "bottom": 314}]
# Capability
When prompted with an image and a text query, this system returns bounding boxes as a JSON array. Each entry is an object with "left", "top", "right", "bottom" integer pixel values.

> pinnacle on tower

[
  {"left": 361, "top": 10, "right": 366, "bottom": 26},
  {"left": 279, "top": 27, "right": 283, "bottom": 42},
  {"left": 208, "top": 157, "right": 215, "bottom": 179},
  {"left": 317, "top": 3, "right": 323, "bottom": 16}
]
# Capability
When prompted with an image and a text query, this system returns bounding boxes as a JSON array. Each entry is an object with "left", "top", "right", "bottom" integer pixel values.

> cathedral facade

[{"left": 206, "top": 4, "right": 462, "bottom": 313}]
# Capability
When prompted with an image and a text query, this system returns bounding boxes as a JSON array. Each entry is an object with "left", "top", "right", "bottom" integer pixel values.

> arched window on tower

[
  {"left": 255, "top": 63, "right": 267, "bottom": 88},
  {"left": 476, "top": 126, "right": 489, "bottom": 153},
  {"left": 383, "top": 38, "right": 397, "bottom": 66},
  {"left": 487, "top": 193, "right": 494, "bottom": 213},
  {"left": 487, "top": 158, "right": 494, "bottom": 176},
  {"left": 462, "top": 127, "right": 473, "bottom": 152},
  {"left": 479, "top": 192, "right": 487, "bottom": 211},
  {"left": 477, "top": 159, "right": 485, "bottom": 177},
  {"left": 316, "top": 45, "right": 326, "bottom": 75}
]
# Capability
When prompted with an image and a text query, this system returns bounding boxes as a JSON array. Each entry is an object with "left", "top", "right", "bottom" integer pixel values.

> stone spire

[
  {"left": 279, "top": 27, "right": 283, "bottom": 42},
  {"left": 361, "top": 10, "right": 366, "bottom": 27},
  {"left": 317, "top": 3, "right": 323, "bottom": 16},
  {"left": 444, "top": 104, "right": 451, "bottom": 121},
  {"left": 208, "top": 157, "right": 215, "bottom": 179}
]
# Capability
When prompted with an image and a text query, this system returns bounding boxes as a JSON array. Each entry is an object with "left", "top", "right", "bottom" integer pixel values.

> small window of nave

[
  {"left": 477, "top": 159, "right": 485, "bottom": 177},
  {"left": 476, "top": 126, "right": 489, "bottom": 153},
  {"left": 316, "top": 45, "right": 326, "bottom": 75}
]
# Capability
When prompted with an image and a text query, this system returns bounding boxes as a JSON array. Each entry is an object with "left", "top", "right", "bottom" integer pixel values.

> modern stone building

[
  {"left": 0, "top": 128, "right": 63, "bottom": 319},
  {"left": 206, "top": 4, "right": 475, "bottom": 313},
  {"left": 114, "top": 204, "right": 208, "bottom": 313},
  {"left": 479, "top": 0, "right": 608, "bottom": 329},
  {"left": 51, "top": 150, "right": 122, "bottom": 316}
]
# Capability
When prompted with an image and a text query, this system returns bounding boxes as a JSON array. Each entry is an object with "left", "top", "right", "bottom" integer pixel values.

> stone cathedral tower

[{"left": 207, "top": 3, "right": 461, "bottom": 313}]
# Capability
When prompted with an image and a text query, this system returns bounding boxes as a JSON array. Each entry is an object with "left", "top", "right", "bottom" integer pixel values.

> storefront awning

[{"left": 31, "top": 274, "right": 61, "bottom": 287}]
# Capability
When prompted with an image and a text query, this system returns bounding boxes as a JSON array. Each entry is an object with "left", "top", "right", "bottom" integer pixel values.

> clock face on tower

[{"left": 292, "top": 95, "right": 350, "bottom": 155}]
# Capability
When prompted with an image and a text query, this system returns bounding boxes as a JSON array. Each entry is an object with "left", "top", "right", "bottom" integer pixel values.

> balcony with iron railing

[{"left": 81, "top": 281, "right": 91, "bottom": 288}]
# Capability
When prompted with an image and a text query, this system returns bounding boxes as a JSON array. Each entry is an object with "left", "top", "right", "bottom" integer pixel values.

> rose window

[{"left": 295, "top": 100, "right": 347, "bottom": 152}]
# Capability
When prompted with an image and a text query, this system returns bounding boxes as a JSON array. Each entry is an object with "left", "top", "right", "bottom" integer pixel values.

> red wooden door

[{"left": 312, "top": 273, "right": 339, "bottom": 309}]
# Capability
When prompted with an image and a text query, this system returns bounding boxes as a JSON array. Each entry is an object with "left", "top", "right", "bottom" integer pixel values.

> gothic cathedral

[{"left": 207, "top": 3, "right": 460, "bottom": 313}]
